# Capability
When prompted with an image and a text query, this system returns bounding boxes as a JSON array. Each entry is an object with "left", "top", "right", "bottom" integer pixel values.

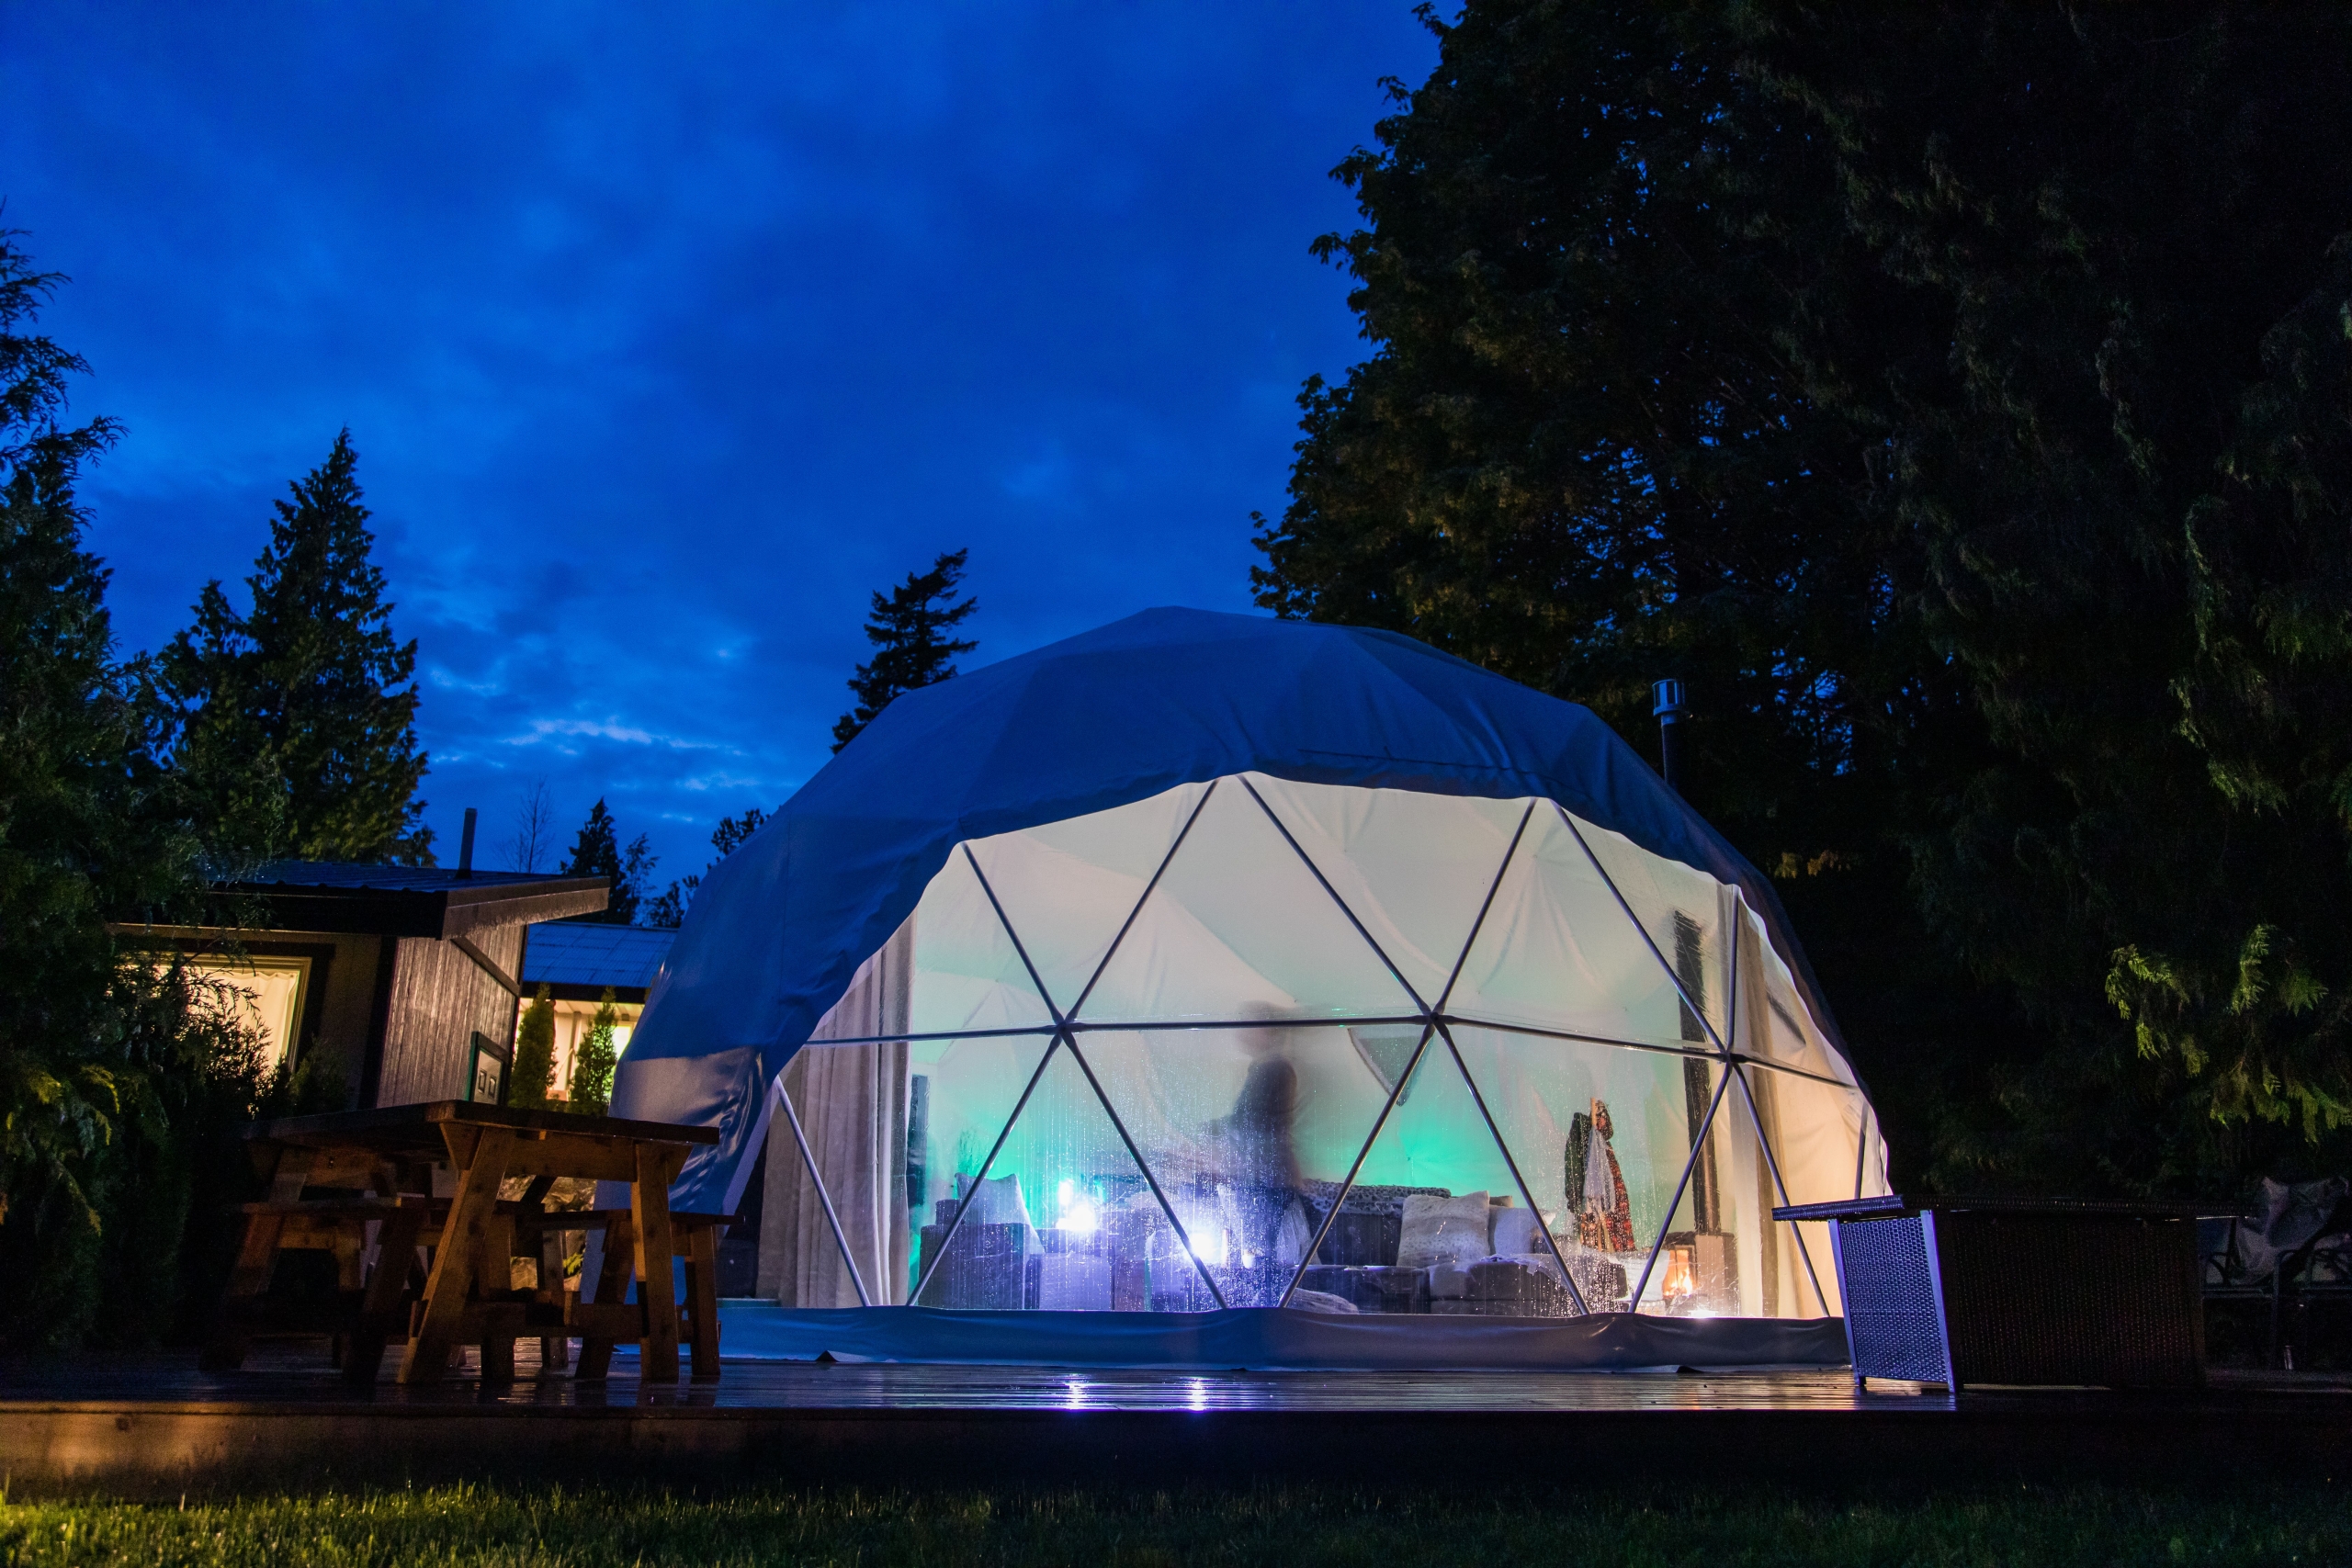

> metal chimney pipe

[
  {"left": 1653, "top": 679, "right": 1687, "bottom": 795},
  {"left": 458, "top": 807, "right": 478, "bottom": 879}
]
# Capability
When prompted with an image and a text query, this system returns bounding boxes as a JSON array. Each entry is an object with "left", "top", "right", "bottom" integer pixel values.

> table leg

[
  {"left": 400, "top": 1127, "right": 514, "bottom": 1383},
  {"left": 198, "top": 1212, "right": 284, "bottom": 1371},
  {"left": 479, "top": 1319, "right": 517, "bottom": 1382},
  {"left": 476, "top": 1209, "right": 520, "bottom": 1383},
  {"left": 346, "top": 1198, "right": 427, "bottom": 1385},
  {"left": 575, "top": 1212, "right": 635, "bottom": 1382},
  {"left": 684, "top": 1224, "right": 722, "bottom": 1381},
  {"left": 539, "top": 1224, "right": 572, "bottom": 1370},
  {"left": 632, "top": 1145, "right": 683, "bottom": 1382},
  {"left": 198, "top": 1145, "right": 314, "bottom": 1371}
]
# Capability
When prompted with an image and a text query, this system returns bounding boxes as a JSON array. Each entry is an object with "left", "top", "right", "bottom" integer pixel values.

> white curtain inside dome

[{"left": 757, "top": 773, "right": 1885, "bottom": 1319}]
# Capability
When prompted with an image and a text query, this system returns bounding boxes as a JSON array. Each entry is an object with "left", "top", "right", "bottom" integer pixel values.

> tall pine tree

[
  {"left": 560, "top": 797, "right": 656, "bottom": 924},
  {"left": 831, "top": 549, "right": 977, "bottom": 750},
  {"left": 162, "top": 430, "right": 431, "bottom": 865},
  {"left": 1256, "top": 0, "right": 2352, "bottom": 1192},
  {"left": 510, "top": 985, "right": 557, "bottom": 1111},
  {"left": 567, "top": 988, "right": 622, "bottom": 1116},
  {"left": 0, "top": 232, "right": 257, "bottom": 1349}
]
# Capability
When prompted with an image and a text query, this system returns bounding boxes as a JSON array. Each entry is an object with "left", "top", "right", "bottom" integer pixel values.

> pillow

[
  {"left": 1396, "top": 1191, "right": 1491, "bottom": 1269},
  {"left": 1490, "top": 1206, "right": 1545, "bottom": 1256}
]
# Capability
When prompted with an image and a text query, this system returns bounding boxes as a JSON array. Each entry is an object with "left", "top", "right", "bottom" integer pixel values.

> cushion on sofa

[{"left": 1396, "top": 1191, "right": 1492, "bottom": 1269}]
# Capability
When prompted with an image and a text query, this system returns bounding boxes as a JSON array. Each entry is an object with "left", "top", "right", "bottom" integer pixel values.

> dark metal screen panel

[{"left": 1834, "top": 1214, "right": 1953, "bottom": 1385}]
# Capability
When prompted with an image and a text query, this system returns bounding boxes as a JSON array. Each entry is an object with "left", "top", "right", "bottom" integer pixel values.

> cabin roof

[
  {"left": 520, "top": 922, "right": 676, "bottom": 998},
  {"left": 199, "top": 861, "right": 611, "bottom": 938}
]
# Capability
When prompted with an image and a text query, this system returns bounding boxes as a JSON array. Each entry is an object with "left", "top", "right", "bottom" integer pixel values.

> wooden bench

[{"left": 203, "top": 1101, "right": 720, "bottom": 1385}]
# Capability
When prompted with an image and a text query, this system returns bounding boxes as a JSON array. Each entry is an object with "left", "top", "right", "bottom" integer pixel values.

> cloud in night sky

[{"left": 0, "top": 2, "right": 1437, "bottom": 880}]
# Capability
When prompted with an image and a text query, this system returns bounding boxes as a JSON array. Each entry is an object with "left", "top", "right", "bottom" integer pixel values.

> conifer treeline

[
  {"left": 1255, "top": 0, "right": 2352, "bottom": 1194},
  {"left": 0, "top": 231, "right": 344, "bottom": 1349},
  {"left": 0, "top": 221, "right": 979, "bottom": 1343},
  {"left": 161, "top": 430, "right": 432, "bottom": 866}
]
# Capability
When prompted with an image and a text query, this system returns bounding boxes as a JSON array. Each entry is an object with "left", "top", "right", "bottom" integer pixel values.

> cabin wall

[
  {"left": 298, "top": 932, "right": 390, "bottom": 1110},
  {"left": 469, "top": 922, "right": 525, "bottom": 995},
  {"left": 372, "top": 925, "right": 525, "bottom": 1107}
]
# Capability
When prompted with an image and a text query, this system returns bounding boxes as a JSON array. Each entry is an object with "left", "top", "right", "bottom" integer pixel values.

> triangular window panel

[
  {"left": 1558, "top": 812, "right": 1736, "bottom": 1047},
  {"left": 1242, "top": 776, "right": 1535, "bottom": 1013},
  {"left": 1290, "top": 1031, "right": 1593, "bottom": 1317},
  {"left": 1731, "top": 897, "right": 1849, "bottom": 1086},
  {"left": 960, "top": 783, "right": 1214, "bottom": 1018},
  {"left": 770, "top": 1043, "right": 902, "bottom": 1308},
  {"left": 915, "top": 1040, "right": 1188, "bottom": 1312},
  {"left": 1444, "top": 807, "right": 1704, "bottom": 1052},
  {"left": 1071, "top": 776, "right": 1421, "bottom": 1027},
  {"left": 1443, "top": 1025, "right": 1747, "bottom": 1317},
  {"left": 907, "top": 844, "right": 1059, "bottom": 1035},
  {"left": 1081, "top": 1021, "right": 1404, "bottom": 1308},
  {"left": 897, "top": 1032, "right": 1056, "bottom": 1303}
]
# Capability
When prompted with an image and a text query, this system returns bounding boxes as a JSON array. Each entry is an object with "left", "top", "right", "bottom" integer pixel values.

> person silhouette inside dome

[{"left": 1192, "top": 1002, "right": 1305, "bottom": 1291}]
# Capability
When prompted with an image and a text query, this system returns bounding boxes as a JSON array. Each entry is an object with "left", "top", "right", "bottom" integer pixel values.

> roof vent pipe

[
  {"left": 458, "top": 807, "right": 477, "bottom": 879},
  {"left": 1652, "top": 679, "right": 1686, "bottom": 795}
]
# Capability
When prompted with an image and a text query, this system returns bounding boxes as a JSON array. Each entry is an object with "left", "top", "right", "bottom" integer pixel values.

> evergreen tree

[
  {"left": 566, "top": 988, "right": 621, "bottom": 1116},
  {"left": 2102, "top": 239, "right": 2352, "bottom": 1142},
  {"left": 0, "top": 232, "right": 258, "bottom": 1349},
  {"left": 1251, "top": 0, "right": 1981, "bottom": 1186},
  {"left": 560, "top": 797, "right": 656, "bottom": 925},
  {"left": 511, "top": 985, "right": 557, "bottom": 1111},
  {"left": 645, "top": 805, "right": 770, "bottom": 928},
  {"left": 831, "top": 549, "right": 977, "bottom": 751},
  {"left": 1256, "top": 0, "right": 2352, "bottom": 1191},
  {"left": 161, "top": 430, "right": 431, "bottom": 865},
  {"left": 1743, "top": 3, "right": 2352, "bottom": 1183}
]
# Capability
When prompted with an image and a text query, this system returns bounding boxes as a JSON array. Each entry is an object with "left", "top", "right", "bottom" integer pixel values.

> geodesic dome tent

[{"left": 614, "top": 608, "right": 1888, "bottom": 1350}]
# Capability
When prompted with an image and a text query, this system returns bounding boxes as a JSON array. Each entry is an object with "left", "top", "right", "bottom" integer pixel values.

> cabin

[
  {"left": 122, "top": 861, "right": 608, "bottom": 1110},
  {"left": 513, "top": 920, "right": 678, "bottom": 1104}
]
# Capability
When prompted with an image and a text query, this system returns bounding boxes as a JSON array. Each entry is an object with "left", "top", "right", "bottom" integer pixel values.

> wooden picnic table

[{"left": 204, "top": 1100, "right": 722, "bottom": 1385}]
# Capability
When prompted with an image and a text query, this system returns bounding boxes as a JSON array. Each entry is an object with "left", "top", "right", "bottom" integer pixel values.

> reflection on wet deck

[{"left": 0, "top": 1342, "right": 1948, "bottom": 1413}]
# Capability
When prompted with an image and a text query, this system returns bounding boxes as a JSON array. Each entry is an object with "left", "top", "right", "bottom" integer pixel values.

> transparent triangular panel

[
  {"left": 912, "top": 1039, "right": 1195, "bottom": 1313},
  {"left": 1080, "top": 1021, "right": 1408, "bottom": 1307},
  {"left": 766, "top": 1044, "right": 906, "bottom": 1308},
  {"left": 1559, "top": 810, "right": 1737, "bottom": 1047},
  {"left": 1242, "top": 776, "right": 1536, "bottom": 1012},
  {"left": 1446, "top": 1025, "right": 1773, "bottom": 1317},
  {"left": 1281, "top": 1028, "right": 1576, "bottom": 1316},
  {"left": 1737, "top": 1064, "right": 1857, "bottom": 1315},
  {"left": 894, "top": 1032, "right": 1056, "bottom": 1304},
  {"left": 1731, "top": 895, "right": 1851, "bottom": 1087},
  {"left": 1444, "top": 807, "right": 1713, "bottom": 1052},
  {"left": 1070, "top": 776, "right": 1422, "bottom": 1027},
  {"left": 907, "top": 843, "right": 1061, "bottom": 1035},
  {"left": 958, "top": 783, "right": 1213, "bottom": 1018}
]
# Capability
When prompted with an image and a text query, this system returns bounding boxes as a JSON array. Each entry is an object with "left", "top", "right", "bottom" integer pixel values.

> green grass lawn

[{"left": 0, "top": 1482, "right": 2340, "bottom": 1567}]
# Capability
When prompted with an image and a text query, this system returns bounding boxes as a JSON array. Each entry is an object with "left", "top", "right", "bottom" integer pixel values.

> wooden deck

[{"left": 6, "top": 1344, "right": 2347, "bottom": 1496}]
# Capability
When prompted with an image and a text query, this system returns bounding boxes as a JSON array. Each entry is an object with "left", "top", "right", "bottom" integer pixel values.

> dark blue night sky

[{"left": 2, "top": 3, "right": 1436, "bottom": 879}]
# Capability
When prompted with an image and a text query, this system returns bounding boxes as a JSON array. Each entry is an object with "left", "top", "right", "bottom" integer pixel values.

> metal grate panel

[{"left": 1837, "top": 1215, "right": 1951, "bottom": 1384}]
